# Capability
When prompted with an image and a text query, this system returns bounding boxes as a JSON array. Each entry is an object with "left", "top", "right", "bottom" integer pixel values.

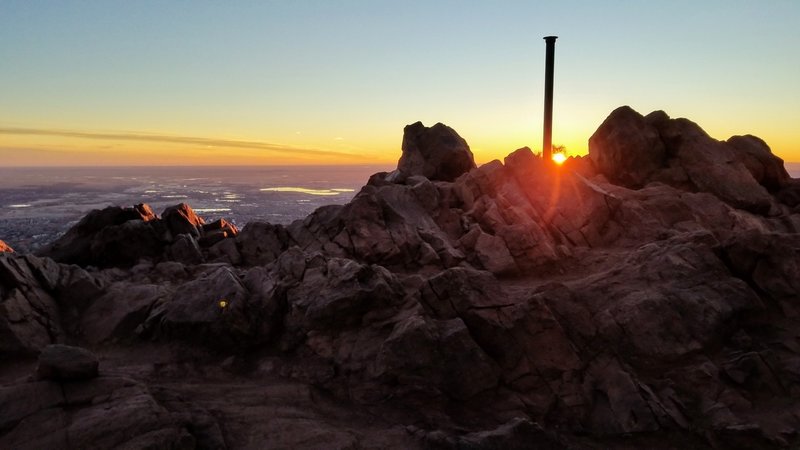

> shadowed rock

[
  {"left": 36, "top": 344, "right": 99, "bottom": 381},
  {"left": 397, "top": 121, "right": 476, "bottom": 181},
  {"left": 590, "top": 106, "right": 785, "bottom": 214},
  {"left": 36, "top": 204, "right": 157, "bottom": 266}
]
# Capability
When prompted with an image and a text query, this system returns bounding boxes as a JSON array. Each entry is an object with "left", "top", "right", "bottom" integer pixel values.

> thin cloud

[{"left": 0, "top": 126, "right": 364, "bottom": 159}]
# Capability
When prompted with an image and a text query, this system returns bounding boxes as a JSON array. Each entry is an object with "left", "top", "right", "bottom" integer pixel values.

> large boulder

[
  {"left": 37, "top": 204, "right": 156, "bottom": 265},
  {"left": 726, "top": 134, "right": 791, "bottom": 192},
  {"left": 397, "top": 121, "right": 476, "bottom": 181},
  {"left": 589, "top": 106, "right": 780, "bottom": 214},
  {"left": 588, "top": 106, "right": 666, "bottom": 188}
]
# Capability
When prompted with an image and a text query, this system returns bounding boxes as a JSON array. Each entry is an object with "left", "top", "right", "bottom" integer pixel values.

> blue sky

[{"left": 1, "top": 0, "right": 798, "bottom": 165}]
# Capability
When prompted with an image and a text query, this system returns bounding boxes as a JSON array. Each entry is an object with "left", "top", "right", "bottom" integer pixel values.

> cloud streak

[{"left": 0, "top": 126, "right": 365, "bottom": 159}]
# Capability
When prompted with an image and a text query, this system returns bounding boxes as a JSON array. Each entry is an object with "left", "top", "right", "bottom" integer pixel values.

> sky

[{"left": 1, "top": 0, "right": 798, "bottom": 166}]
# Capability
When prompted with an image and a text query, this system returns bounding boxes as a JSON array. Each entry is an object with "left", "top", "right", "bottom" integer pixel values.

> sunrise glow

[{"left": 552, "top": 153, "right": 567, "bottom": 165}]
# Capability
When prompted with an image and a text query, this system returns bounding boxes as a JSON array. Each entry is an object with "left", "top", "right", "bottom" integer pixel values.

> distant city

[{"left": 0, "top": 165, "right": 389, "bottom": 253}]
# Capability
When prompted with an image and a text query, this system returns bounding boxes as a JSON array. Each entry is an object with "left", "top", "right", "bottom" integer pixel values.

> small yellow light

[{"left": 219, "top": 299, "right": 228, "bottom": 309}]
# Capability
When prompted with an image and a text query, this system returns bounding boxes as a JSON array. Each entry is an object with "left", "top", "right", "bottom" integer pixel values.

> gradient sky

[{"left": 1, "top": 1, "right": 798, "bottom": 166}]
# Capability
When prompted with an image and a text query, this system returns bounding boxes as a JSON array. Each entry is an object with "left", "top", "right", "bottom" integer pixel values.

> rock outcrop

[
  {"left": 37, "top": 202, "right": 238, "bottom": 268},
  {"left": 589, "top": 106, "right": 792, "bottom": 214},
  {"left": 2, "top": 107, "right": 800, "bottom": 449},
  {"left": 397, "top": 121, "right": 476, "bottom": 181},
  {"left": 0, "top": 240, "right": 13, "bottom": 253}
]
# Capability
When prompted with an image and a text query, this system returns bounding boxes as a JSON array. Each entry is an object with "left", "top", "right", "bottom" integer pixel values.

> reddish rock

[
  {"left": 162, "top": 203, "right": 205, "bottom": 237},
  {"left": 0, "top": 240, "right": 13, "bottom": 253}
]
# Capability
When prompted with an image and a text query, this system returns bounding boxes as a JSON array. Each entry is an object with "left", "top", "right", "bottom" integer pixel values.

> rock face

[
  {"left": 36, "top": 344, "right": 99, "bottom": 381},
  {"left": 397, "top": 121, "right": 476, "bottom": 181},
  {"left": 2, "top": 108, "right": 800, "bottom": 449}
]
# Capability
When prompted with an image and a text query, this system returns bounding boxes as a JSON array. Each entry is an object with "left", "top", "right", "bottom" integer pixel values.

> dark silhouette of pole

[{"left": 543, "top": 36, "right": 557, "bottom": 163}]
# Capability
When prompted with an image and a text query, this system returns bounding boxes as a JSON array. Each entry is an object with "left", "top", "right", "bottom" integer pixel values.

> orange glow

[{"left": 552, "top": 153, "right": 567, "bottom": 165}]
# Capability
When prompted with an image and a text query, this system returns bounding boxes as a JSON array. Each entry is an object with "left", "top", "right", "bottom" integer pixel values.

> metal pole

[{"left": 543, "top": 36, "right": 557, "bottom": 163}]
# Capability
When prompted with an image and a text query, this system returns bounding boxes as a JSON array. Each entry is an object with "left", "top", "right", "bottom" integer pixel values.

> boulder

[
  {"left": 202, "top": 218, "right": 239, "bottom": 236},
  {"left": 397, "top": 121, "right": 476, "bottom": 181},
  {"left": 656, "top": 117, "right": 773, "bottom": 213},
  {"left": 727, "top": 134, "right": 791, "bottom": 192},
  {"left": 162, "top": 203, "right": 205, "bottom": 237},
  {"left": 589, "top": 106, "right": 666, "bottom": 188},
  {"left": 36, "top": 344, "right": 99, "bottom": 381},
  {"left": 37, "top": 204, "right": 157, "bottom": 265},
  {"left": 589, "top": 107, "right": 778, "bottom": 214}
]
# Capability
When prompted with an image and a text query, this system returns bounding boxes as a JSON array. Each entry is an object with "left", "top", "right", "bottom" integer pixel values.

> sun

[{"left": 552, "top": 153, "right": 567, "bottom": 165}]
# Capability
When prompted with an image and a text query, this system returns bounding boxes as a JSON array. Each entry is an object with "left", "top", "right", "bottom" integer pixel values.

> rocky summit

[{"left": 1, "top": 109, "right": 800, "bottom": 449}]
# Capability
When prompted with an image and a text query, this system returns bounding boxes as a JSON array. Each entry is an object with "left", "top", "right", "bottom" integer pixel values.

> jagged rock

[
  {"left": 397, "top": 121, "right": 476, "bottom": 181},
  {"left": 590, "top": 106, "right": 781, "bottom": 214},
  {"left": 36, "top": 344, "right": 99, "bottom": 381},
  {"left": 0, "top": 240, "right": 13, "bottom": 253},
  {"left": 0, "top": 254, "right": 63, "bottom": 355},
  {"left": 37, "top": 204, "right": 158, "bottom": 265},
  {"left": 656, "top": 116, "right": 774, "bottom": 213},
  {"left": 202, "top": 218, "right": 239, "bottom": 236},
  {"left": 162, "top": 203, "right": 205, "bottom": 237},
  {"left": 473, "top": 230, "right": 517, "bottom": 274}
]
